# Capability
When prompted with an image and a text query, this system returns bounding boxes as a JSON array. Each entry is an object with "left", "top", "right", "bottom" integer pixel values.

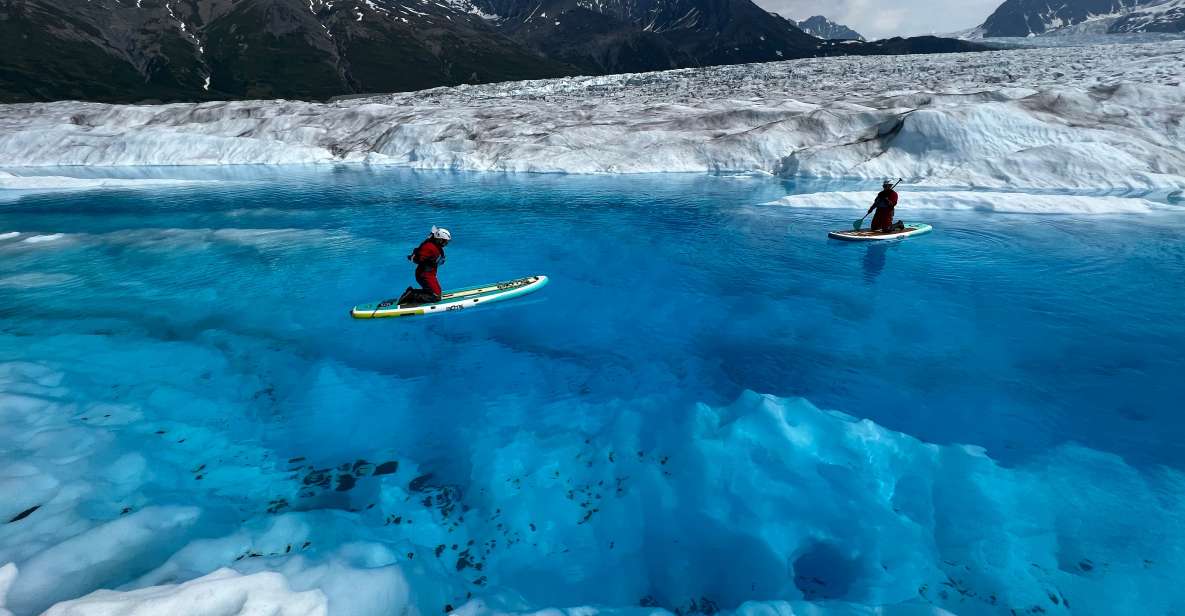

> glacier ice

[
  {"left": 40, "top": 569, "right": 326, "bottom": 616},
  {"left": 0, "top": 41, "right": 1183, "bottom": 192},
  {"left": 765, "top": 190, "right": 1175, "bottom": 214},
  {"left": 2, "top": 37, "right": 1185, "bottom": 616},
  {"left": 1, "top": 349, "right": 1182, "bottom": 616},
  {"left": 0, "top": 172, "right": 211, "bottom": 194},
  {"left": 0, "top": 564, "right": 15, "bottom": 616}
]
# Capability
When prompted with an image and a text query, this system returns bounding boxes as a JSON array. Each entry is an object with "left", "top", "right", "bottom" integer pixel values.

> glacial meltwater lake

[{"left": 1, "top": 167, "right": 1183, "bottom": 615}]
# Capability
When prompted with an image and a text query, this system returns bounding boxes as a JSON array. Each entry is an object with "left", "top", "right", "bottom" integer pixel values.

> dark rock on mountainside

[
  {"left": 977, "top": 0, "right": 1142, "bottom": 36},
  {"left": 975, "top": 0, "right": 1184, "bottom": 36},
  {"left": 0, "top": 0, "right": 207, "bottom": 102},
  {"left": 0, "top": 0, "right": 572, "bottom": 103},
  {"left": 793, "top": 15, "right": 865, "bottom": 41},
  {"left": 466, "top": 0, "right": 983, "bottom": 73},
  {"left": 841, "top": 36, "right": 988, "bottom": 55},
  {"left": 1109, "top": 0, "right": 1185, "bottom": 32},
  {"left": 0, "top": 0, "right": 990, "bottom": 103},
  {"left": 471, "top": 0, "right": 824, "bottom": 73}
]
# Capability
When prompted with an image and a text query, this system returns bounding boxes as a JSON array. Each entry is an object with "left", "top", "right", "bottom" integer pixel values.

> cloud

[{"left": 757, "top": 0, "right": 1004, "bottom": 39}]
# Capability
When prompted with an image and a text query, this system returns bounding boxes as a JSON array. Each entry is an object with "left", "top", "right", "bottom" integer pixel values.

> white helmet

[{"left": 430, "top": 226, "right": 452, "bottom": 241}]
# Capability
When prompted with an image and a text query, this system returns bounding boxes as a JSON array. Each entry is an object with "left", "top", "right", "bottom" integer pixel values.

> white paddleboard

[
  {"left": 351, "top": 275, "right": 548, "bottom": 319},
  {"left": 829, "top": 223, "right": 932, "bottom": 242}
]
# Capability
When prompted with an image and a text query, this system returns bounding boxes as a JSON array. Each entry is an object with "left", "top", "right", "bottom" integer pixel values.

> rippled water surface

[
  {"left": 1, "top": 167, "right": 1184, "bottom": 615},
  {"left": 4, "top": 168, "right": 1181, "bottom": 465}
]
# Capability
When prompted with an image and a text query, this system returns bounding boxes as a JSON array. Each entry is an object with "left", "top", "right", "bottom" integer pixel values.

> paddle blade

[{"left": 852, "top": 219, "right": 864, "bottom": 231}]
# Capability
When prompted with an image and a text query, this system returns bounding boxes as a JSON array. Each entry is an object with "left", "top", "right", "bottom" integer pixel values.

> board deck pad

[
  {"left": 829, "top": 223, "right": 932, "bottom": 241},
  {"left": 351, "top": 275, "right": 548, "bottom": 319}
]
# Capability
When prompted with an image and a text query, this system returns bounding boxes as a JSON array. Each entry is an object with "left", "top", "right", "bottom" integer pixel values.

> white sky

[{"left": 755, "top": 0, "right": 1005, "bottom": 39}]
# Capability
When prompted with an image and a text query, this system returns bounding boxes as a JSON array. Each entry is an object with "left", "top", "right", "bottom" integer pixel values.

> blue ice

[{"left": 0, "top": 168, "right": 1183, "bottom": 616}]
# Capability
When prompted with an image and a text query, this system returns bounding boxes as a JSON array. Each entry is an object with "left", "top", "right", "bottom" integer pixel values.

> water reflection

[{"left": 862, "top": 243, "right": 889, "bottom": 284}]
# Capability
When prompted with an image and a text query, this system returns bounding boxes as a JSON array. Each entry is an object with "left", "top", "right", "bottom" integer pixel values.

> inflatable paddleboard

[
  {"left": 351, "top": 275, "right": 549, "bottom": 319},
  {"left": 828, "top": 223, "right": 932, "bottom": 242}
]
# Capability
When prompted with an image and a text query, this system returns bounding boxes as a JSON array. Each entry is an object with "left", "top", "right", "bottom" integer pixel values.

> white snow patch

[
  {"left": 164, "top": 2, "right": 188, "bottom": 33},
  {"left": 5, "top": 506, "right": 202, "bottom": 613},
  {"left": 440, "top": 0, "right": 500, "bottom": 20},
  {"left": 40, "top": 569, "right": 327, "bottom": 616},
  {"left": 0, "top": 563, "right": 16, "bottom": 616},
  {"left": 0, "top": 172, "right": 211, "bottom": 193},
  {"left": 21, "top": 234, "right": 65, "bottom": 244}
]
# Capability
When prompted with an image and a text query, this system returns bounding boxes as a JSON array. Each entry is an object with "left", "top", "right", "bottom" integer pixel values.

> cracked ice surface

[{"left": 0, "top": 41, "right": 1183, "bottom": 191}]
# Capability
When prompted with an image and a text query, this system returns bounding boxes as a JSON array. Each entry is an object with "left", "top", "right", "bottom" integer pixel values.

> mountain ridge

[
  {"left": 0, "top": 0, "right": 986, "bottom": 103},
  {"left": 972, "top": 0, "right": 1184, "bottom": 36},
  {"left": 792, "top": 15, "right": 865, "bottom": 41}
]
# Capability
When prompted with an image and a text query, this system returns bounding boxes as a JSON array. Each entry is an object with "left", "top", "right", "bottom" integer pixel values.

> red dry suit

[
  {"left": 870, "top": 189, "right": 899, "bottom": 231},
  {"left": 410, "top": 239, "right": 445, "bottom": 297}
]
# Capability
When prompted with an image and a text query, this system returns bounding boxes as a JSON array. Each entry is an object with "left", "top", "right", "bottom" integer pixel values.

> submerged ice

[
  {"left": 1, "top": 362, "right": 1182, "bottom": 616},
  {"left": 1, "top": 170, "right": 1184, "bottom": 615},
  {"left": 1, "top": 41, "right": 1184, "bottom": 192}
]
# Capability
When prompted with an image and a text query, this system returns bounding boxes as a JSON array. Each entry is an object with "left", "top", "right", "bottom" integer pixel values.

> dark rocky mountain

[
  {"left": 792, "top": 15, "right": 864, "bottom": 41},
  {"left": 1110, "top": 0, "right": 1185, "bottom": 32},
  {"left": 469, "top": 0, "right": 826, "bottom": 73},
  {"left": 0, "top": 0, "right": 988, "bottom": 103},
  {"left": 837, "top": 36, "right": 985, "bottom": 55},
  {"left": 975, "top": 0, "right": 1183, "bottom": 36},
  {"left": 977, "top": 0, "right": 1142, "bottom": 36},
  {"left": 460, "top": 0, "right": 982, "bottom": 73},
  {"left": 0, "top": 0, "right": 572, "bottom": 102}
]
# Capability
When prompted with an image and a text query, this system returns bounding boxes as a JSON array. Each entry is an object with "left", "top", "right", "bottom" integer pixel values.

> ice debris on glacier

[
  {"left": 1, "top": 351, "right": 1182, "bottom": 616},
  {"left": 0, "top": 41, "right": 1183, "bottom": 191}
]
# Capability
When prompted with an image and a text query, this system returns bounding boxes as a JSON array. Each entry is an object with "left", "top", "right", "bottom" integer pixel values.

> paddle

[{"left": 853, "top": 178, "right": 903, "bottom": 230}]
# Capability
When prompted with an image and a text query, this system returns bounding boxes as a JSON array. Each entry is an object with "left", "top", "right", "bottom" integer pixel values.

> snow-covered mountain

[
  {"left": 468, "top": 0, "right": 824, "bottom": 72},
  {"left": 0, "top": 0, "right": 569, "bottom": 102},
  {"left": 447, "top": 0, "right": 950, "bottom": 73},
  {"left": 973, "top": 0, "right": 1184, "bottom": 36},
  {"left": 975, "top": 0, "right": 1144, "bottom": 36},
  {"left": 792, "top": 15, "right": 865, "bottom": 41},
  {"left": 0, "top": 0, "right": 984, "bottom": 103},
  {"left": 1111, "top": 0, "right": 1185, "bottom": 32}
]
